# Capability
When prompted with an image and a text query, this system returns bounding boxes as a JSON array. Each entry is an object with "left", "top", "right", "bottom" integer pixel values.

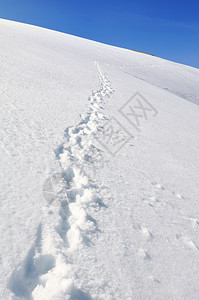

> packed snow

[{"left": 0, "top": 18, "right": 199, "bottom": 299}]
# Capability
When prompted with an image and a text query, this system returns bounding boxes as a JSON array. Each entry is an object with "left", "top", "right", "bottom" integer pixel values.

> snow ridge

[{"left": 8, "top": 63, "right": 114, "bottom": 299}]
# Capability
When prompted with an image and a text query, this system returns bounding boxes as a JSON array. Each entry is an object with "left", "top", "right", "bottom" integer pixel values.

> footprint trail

[{"left": 8, "top": 63, "right": 114, "bottom": 299}]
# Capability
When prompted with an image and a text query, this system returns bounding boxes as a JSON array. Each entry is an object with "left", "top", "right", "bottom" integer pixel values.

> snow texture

[{"left": 0, "top": 18, "right": 199, "bottom": 299}]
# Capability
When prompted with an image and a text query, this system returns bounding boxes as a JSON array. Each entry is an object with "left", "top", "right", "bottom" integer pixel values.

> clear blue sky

[{"left": 0, "top": 0, "right": 199, "bottom": 68}]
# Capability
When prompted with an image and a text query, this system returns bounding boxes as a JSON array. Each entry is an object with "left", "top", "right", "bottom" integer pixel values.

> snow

[{"left": 0, "top": 18, "right": 199, "bottom": 299}]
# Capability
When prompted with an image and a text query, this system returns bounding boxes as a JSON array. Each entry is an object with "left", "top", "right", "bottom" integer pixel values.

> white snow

[{"left": 1, "top": 18, "right": 199, "bottom": 299}]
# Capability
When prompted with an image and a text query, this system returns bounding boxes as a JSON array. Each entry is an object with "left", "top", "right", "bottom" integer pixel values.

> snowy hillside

[{"left": 1, "top": 18, "right": 199, "bottom": 300}]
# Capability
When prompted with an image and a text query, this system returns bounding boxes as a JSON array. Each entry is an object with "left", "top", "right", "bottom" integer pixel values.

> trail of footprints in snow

[
  {"left": 144, "top": 181, "right": 185, "bottom": 210},
  {"left": 8, "top": 63, "right": 114, "bottom": 299},
  {"left": 136, "top": 181, "right": 199, "bottom": 271},
  {"left": 143, "top": 182, "right": 199, "bottom": 253}
]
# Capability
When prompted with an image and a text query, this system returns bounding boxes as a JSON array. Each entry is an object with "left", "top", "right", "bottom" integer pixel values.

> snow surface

[{"left": 1, "top": 18, "right": 199, "bottom": 300}]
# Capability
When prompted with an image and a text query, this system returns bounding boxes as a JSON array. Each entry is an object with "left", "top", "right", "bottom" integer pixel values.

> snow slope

[{"left": 0, "top": 18, "right": 199, "bottom": 300}]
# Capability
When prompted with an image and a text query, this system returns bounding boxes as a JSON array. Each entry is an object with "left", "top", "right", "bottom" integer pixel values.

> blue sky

[{"left": 0, "top": 0, "right": 199, "bottom": 68}]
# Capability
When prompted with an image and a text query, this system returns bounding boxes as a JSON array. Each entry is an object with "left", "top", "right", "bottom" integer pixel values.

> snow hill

[{"left": 1, "top": 18, "right": 199, "bottom": 300}]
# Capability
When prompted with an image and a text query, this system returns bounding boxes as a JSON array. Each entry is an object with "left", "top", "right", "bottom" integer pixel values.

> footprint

[
  {"left": 138, "top": 248, "right": 151, "bottom": 260},
  {"left": 143, "top": 195, "right": 162, "bottom": 208},
  {"left": 188, "top": 217, "right": 199, "bottom": 228},
  {"left": 172, "top": 192, "right": 184, "bottom": 199},
  {"left": 148, "top": 276, "right": 161, "bottom": 284},
  {"left": 138, "top": 225, "right": 153, "bottom": 239},
  {"left": 176, "top": 234, "right": 199, "bottom": 251},
  {"left": 151, "top": 182, "right": 165, "bottom": 190},
  {"left": 8, "top": 224, "right": 56, "bottom": 299}
]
